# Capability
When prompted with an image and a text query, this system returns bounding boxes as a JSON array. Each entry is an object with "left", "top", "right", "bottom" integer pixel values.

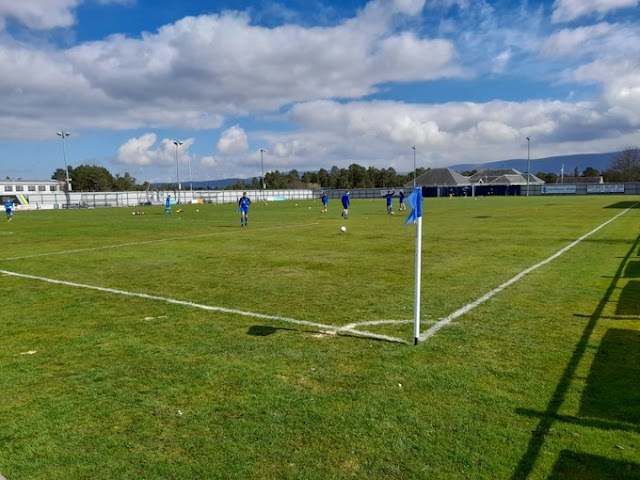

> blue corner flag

[{"left": 404, "top": 187, "right": 423, "bottom": 225}]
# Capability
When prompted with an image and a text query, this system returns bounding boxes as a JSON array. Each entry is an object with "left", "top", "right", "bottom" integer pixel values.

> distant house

[
  {"left": 556, "top": 176, "right": 604, "bottom": 184},
  {"left": 407, "top": 168, "right": 470, "bottom": 188},
  {"left": 468, "top": 169, "right": 544, "bottom": 186}
]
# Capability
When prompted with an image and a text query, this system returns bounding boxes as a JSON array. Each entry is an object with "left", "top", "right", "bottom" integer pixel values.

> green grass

[{"left": 0, "top": 195, "right": 639, "bottom": 479}]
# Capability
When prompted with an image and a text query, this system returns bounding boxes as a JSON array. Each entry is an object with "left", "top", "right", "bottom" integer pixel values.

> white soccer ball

[{"left": 340, "top": 226, "right": 347, "bottom": 233}]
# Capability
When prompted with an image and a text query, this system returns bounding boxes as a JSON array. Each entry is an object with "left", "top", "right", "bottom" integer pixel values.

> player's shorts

[{"left": 240, "top": 207, "right": 249, "bottom": 214}]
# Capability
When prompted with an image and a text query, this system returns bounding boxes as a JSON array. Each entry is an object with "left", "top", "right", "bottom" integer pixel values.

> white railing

[{"left": 16, "top": 189, "right": 317, "bottom": 209}]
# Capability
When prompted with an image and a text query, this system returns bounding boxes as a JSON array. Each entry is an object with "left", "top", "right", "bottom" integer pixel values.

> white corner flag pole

[{"left": 413, "top": 214, "right": 422, "bottom": 345}]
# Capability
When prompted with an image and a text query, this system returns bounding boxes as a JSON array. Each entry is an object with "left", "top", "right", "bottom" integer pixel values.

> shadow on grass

[
  {"left": 579, "top": 328, "right": 640, "bottom": 425},
  {"left": 548, "top": 451, "right": 640, "bottom": 479},
  {"left": 604, "top": 201, "right": 640, "bottom": 209},
  {"left": 247, "top": 325, "right": 295, "bottom": 336},
  {"left": 616, "top": 281, "right": 640, "bottom": 316},
  {"left": 511, "top": 234, "right": 640, "bottom": 480},
  {"left": 624, "top": 261, "right": 640, "bottom": 278}
]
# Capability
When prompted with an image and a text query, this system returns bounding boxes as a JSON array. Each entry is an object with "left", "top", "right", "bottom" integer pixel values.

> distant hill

[{"left": 450, "top": 152, "right": 618, "bottom": 175}]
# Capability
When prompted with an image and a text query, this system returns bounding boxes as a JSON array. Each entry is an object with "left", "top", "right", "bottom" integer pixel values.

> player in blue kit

[
  {"left": 383, "top": 190, "right": 395, "bottom": 214},
  {"left": 5, "top": 201, "right": 14, "bottom": 221},
  {"left": 164, "top": 194, "right": 172, "bottom": 214},
  {"left": 341, "top": 190, "right": 350, "bottom": 218},
  {"left": 398, "top": 190, "right": 406, "bottom": 211},
  {"left": 321, "top": 192, "right": 328, "bottom": 213},
  {"left": 238, "top": 192, "right": 251, "bottom": 226}
]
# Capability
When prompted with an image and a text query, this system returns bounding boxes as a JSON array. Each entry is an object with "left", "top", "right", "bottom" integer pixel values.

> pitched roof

[
  {"left": 469, "top": 169, "right": 544, "bottom": 185},
  {"left": 409, "top": 168, "right": 470, "bottom": 187}
]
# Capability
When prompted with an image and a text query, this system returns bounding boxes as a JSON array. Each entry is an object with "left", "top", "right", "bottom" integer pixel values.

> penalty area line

[
  {"left": 419, "top": 202, "right": 639, "bottom": 342},
  {"left": 0, "top": 269, "right": 407, "bottom": 345}
]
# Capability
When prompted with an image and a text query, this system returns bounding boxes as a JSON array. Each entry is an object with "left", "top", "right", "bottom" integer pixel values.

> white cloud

[
  {"left": 552, "top": 0, "right": 639, "bottom": 23},
  {"left": 0, "top": 0, "right": 80, "bottom": 30},
  {"left": 542, "top": 23, "right": 615, "bottom": 56},
  {"left": 282, "top": 97, "right": 639, "bottom": 169},
  {"left": 116, "top": 133, "right": 195, "bottom": 167},
  {"left": 0, "top": 0, "right": 459, "bottom": 140},
  {"left": 216, "top": 125, "right": 248, "bottom": 155}
]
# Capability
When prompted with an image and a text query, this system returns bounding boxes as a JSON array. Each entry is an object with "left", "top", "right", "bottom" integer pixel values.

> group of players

[
  {"left": 162, "top": 189, "right": 406, "bottom": 226},
  {"left": 321, "top": 189, "right": 406, "bottom": 218},
  {"left": 3, "top": 190, "right": 407, "bottom": 226}
]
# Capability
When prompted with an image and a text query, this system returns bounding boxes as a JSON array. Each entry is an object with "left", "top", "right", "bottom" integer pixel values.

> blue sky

[{"left": 1, "top": 0, "right": 639, "bottom": 184}]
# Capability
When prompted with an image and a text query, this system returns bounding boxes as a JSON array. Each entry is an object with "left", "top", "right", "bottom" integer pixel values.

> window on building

[
  {"left": 38, "top": 185, "right": 46, "bottom": 191},
  {"left": 3, "top": 185, "right": 13, "bottom": 192},
  {"left": 15, "top": 186, "right": 24, "bottom": 191},
  {"left": 28, "top": 185, "right": 36, "bottom": 191},
  {"left": 50, "top": 186, "right": 57, "bottom": 191}
]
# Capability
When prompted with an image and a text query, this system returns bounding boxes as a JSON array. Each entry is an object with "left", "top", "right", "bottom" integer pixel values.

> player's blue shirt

[
  {"left": 322, "top": 194, "right": 328, "bottom": 205},
  {"left": 385, "top": 192, "right": 394, "bottom": 206},
  {"left": 399, "top": 191, "right": 405, "bottom": 202},
  {"left": 165, "top": 196, "right": 171, "bottom": 208},
  {"left": 5, "top": 201, "right": 13, "bottom": 213},
  {"left": 341, "top": 193, "right": 350, "bottom": 208},
  {"left": 239, "top": 197, "right": 251, "bottom": 211}
]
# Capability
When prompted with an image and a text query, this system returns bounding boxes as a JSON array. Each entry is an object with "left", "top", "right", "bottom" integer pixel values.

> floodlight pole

[
  {"left": 260, "top": 148, "right": 266, "bottom": 189},
  {"left": 412, "top": 145, "right": 417, "bottom": 187},
  {"left": 526, "top": 136, "right": 531, "bottom": 197},
  {"left": 188, "top": 156, "right": 193, "bottom": 193},
  {"left": 173, "top": 140, "right": 183, "bottom": 202},
  {"left": 56, "top": 131, "right": 72, "bottom": 192}
]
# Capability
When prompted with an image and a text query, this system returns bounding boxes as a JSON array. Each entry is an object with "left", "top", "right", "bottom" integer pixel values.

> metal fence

[
  {"left": 18, "top": 189, "right": 317, "bottom": 209},
  {"left": 14, "top": 182, "right": 640, "bottom": 210}
]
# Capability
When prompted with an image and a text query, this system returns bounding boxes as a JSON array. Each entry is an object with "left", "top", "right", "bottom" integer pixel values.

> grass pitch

[{"left": 1, "top": 195, "right": 639, "bottom": 479}]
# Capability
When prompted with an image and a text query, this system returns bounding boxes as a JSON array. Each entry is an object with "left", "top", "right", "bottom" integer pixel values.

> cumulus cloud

[
  {"left": 284, "top": 97, "right": 639, "bottom": 168},
  {"left": 551, "top": 0, "right": 639, "bottom": 23},
  {"left": 0, "top": 0, "right": 80, "bottom": 30},
  {"left": 0, "top": 0, "right": 460, "bottom": 140},
  {"left": 216, "top": 125, "right": 249, "bottom": 155},
  {"left": 116, "top": 133, "right": 195, "bottom": 167}
]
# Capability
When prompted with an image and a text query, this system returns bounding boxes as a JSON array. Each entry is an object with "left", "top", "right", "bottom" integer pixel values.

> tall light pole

[
  {"left": 260, "top": 148, "right": 266, "bottom": 189},
  {"left": 173, "top": 140, "right": 183, "bottom": 201},
  {"left": 412, "top": 145, "right": 417, "bottom": 187},
  {"left": 526, "top": 136, "right": 531, "bottom": 197},
  {"left": 56, "top": 131, "right": 72, "bottom": 192}
]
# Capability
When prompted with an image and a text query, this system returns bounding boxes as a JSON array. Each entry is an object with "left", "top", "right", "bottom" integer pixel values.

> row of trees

[
  {"left": 226, "top": 165, "right": 428, "bottom": 190},
  {"left": 52, "top": 165, "right": 149, "bottom": 192},
  {"left": 53, "top": 148, "right": 640, "bottom": 192}
]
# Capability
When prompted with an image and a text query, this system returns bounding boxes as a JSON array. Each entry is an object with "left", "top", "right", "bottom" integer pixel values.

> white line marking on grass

[
  {"left": 0, "top": 269, "right": 408, "bottom": 344},
  {"left": 419, "top": 203, "right": 638, "bottom": 342},
  {"left": 0, "top": 222, "right": 320, "bottom": 261},
  {"left": 340, "top": 319, "right": 430, "bottom": 330}
]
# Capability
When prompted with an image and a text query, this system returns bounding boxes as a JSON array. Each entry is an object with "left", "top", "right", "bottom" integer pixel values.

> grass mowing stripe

[
  {"left": 420, "top": 202, "right": 638, "bottom": 342},
  {"left": 0, "top": 268, "right": 408, "bottom": 344},
  {"left": 0, "top": 222, "right": 320, "bottom": 261}
]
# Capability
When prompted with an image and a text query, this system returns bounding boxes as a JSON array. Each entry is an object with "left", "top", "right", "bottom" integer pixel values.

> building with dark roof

[{"left": 407, "top": 168, "right": 470, "bottom": 188}]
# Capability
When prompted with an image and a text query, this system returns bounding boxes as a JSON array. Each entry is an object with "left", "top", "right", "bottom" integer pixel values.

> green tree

[
  {"left": 582, "top": 166, "right": 600, "bottom": 177},
  {"left": 536, "top": 172, "right": 557, "bottom": 183},
  {"left": 348, "top": 163, "right": 371, "bottom": 188},
  {"left": 51, "top": 168, "right": 68, "bottom": 182},
  {"left": 70, "top": 165, "right": 114, "bottom": 191},
  {"left": 113, "top": 172, "right": 137, "bottom": 191}
]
